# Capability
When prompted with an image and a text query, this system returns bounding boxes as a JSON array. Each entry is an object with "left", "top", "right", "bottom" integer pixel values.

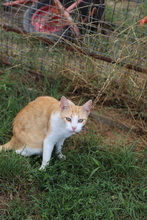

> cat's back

[
  {"left": 27, "top": 96, "right": 59, "bottom": 109},
  {"left": 30, "top": 96, "right": 59, "bottom": 106},
  {"left": 13, "top": 96, "right": 60, "bottom": 125}
]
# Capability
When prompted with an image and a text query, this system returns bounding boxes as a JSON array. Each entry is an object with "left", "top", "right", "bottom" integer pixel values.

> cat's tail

[{"left": 0, "top": 137, "right": 15, "bottom": 151}]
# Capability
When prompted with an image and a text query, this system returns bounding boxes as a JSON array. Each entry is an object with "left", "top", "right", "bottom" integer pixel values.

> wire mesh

[{"left": 0, "top": 0, "right": 147, "bottom": 75}]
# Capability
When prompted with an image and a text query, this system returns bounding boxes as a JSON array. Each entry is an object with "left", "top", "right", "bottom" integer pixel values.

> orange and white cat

[{"left": 0, "top": 96, "right": 92, "bottom": 170}]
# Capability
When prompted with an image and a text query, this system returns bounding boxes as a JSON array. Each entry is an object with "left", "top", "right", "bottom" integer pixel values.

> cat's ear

[
  {"left": 60, "top": 96, "right": 70, "bottom": 111},
  {"left": 82, "top": 100, "right": 92, "bottom": 115}
]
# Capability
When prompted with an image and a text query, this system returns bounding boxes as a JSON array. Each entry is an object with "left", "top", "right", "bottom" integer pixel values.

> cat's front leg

[
  {"left": 55, "top": 138, "right": 66, "bottom": 160},
  {"left": 39, "top": 135, "right": 55, "bottom": 170}
]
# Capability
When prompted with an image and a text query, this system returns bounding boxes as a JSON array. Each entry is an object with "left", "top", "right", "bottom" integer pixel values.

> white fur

[
  {"left": 16, "top": 147, "right": 42, "bottom": 157},
  {"left": 65, "top": 115, "right": 84, "bottom": 133},
  {"left": 40, "top": 112, "right": 84, "bottom": 170}
]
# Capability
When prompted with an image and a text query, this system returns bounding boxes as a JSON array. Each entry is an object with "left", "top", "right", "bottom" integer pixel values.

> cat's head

[{"left": 60, "top": 96, "right": 92, "bottom": 134}]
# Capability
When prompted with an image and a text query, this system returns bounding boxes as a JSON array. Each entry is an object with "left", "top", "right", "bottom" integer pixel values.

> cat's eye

[
  {"left": 66, "top": 117, "right": 71, "bottom": 122},
  {"left": 78, "top": 119, "right": 84, "bottom": 123}
]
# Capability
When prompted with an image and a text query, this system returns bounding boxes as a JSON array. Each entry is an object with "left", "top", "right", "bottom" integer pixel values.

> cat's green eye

[
  {"left": 78, "top": 119, "right": 84, "bottom": 123},
  {"left": 66, "top": 117, "right": 71, "bottom": 122}
]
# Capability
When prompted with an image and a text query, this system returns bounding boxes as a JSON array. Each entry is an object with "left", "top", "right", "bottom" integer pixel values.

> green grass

[
  {"left": 0, "top": 140, "right": 146, "bottom": 219},
  {"left": 0, "top": 67, "right": 146, "bottom": 220}
]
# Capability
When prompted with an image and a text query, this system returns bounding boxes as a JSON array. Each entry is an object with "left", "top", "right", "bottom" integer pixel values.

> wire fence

[{"left": 0, "top": 0, "right": 147, "bottom": 77}]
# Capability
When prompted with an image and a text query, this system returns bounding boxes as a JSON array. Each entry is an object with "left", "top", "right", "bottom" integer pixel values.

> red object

[
  {"left": 32, "top": 5, "right": 68, "bottom": 33},
  {"left": 31, "top": 0, "right": 83, "bottom": 35},
  {"left": 3, "top": 0, "right": 83, "bottom": 36},
  {"left": 140, "top": 16, "right": 147, "bottom": 26}
]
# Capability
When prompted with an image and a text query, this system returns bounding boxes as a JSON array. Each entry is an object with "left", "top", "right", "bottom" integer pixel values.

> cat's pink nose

[{"left": 72, "top": 126, "right": 76, "bottom": 131}]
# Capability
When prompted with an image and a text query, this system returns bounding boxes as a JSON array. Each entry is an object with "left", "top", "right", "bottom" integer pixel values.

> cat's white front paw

[
  {"left": 57, "top": 153, "right": 66, "bottom": 160},
  {"left": 39, "top": 165, "right": 46, "bottom": 171},
  {"left": 39, "top": 162, "right": 49, "bottom": 171}
]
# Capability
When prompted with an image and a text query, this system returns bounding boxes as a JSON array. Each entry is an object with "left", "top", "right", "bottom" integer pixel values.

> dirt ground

[{"left": 86, "top": 106, "right": 147, "bottom": 152}]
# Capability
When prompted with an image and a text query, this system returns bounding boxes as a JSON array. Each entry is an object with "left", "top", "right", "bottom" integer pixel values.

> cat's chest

[{"left": 49, "top": 112, "right": 71, "bottom": 139}]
